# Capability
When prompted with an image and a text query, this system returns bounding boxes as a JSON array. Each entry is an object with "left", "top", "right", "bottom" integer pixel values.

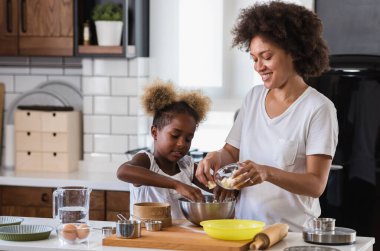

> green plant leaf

[{"left": 92, "top": 1, "right": 123, "bottom": 21}]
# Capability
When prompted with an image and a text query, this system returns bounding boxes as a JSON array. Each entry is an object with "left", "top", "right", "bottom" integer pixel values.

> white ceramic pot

[{"left": 95, "top": 21, "right": 123, "bottom": 46}]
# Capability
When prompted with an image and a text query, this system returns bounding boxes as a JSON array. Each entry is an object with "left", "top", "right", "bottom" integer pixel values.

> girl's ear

[{"left": 151, "top": 125, "right": 158, "bottom": 140}]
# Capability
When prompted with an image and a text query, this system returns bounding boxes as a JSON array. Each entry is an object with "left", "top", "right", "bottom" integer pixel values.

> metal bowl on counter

[{"left": 179, "top": 195, "right": 235, "bottom": 226}]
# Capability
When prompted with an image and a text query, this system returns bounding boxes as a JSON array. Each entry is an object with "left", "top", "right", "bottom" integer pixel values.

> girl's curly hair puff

[
  {"left": 141, "top": 79, "right": 211, "bottom": 130},
  {"left": 141, "top": 79, "right": 177, "bottom": 116},
  {"left": 231, "top": 1, "right": 329, "bottom": 79}
]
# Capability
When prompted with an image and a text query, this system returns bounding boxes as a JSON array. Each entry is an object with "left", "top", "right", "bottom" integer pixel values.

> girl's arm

[{"left": 117, "top": 153, "right": 204, "bottom": 201}]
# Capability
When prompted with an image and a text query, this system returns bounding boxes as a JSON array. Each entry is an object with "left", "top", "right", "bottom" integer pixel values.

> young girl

[{"left": 117, "top": 79, "right": 212, "bottom": 219}]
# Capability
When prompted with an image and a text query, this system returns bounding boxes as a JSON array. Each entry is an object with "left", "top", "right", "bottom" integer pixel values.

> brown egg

[
  {"left": 61, "top": 223, "right": 78, "bottom": 241},
  {"left": 76, "top": 224, "right": 90, "bottom": 239}
]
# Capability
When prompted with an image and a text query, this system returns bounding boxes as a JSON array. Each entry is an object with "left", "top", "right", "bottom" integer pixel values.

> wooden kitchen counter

[{"left": 0, "top": 217, "right": 375, "bottom": 251}]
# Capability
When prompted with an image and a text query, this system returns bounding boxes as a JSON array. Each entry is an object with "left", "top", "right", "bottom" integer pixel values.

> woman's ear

[{"left": 151, "top": 125, "right": 158, "bottom": 140}]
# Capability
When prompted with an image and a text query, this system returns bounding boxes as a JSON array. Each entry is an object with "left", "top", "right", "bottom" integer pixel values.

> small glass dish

[
  {"left": 215, "top": 163, "right": 248, "bottom": 190},
  {"left": 56, "top": 223, "right": 91, "bottom": 244}
]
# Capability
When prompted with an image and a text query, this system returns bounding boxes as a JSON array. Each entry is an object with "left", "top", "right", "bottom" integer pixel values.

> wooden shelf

[{"left": 78, "top": 45, "right": 123, "bottom": 55}]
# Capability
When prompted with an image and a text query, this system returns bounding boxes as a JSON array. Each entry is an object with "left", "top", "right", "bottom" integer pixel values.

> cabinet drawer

[
  {"left": 14, "top": 110, "right": 42, "bottom": 131},
  {"left": 1, "top": 186, "right": 53, "bottom": 207},
  {"left": 15, "top": 151, "right": 43, "bottom": 171},
  {"left": 106, "top": 191, "right": 130, "bottom": 211},
  {"left": 42, "top": 132, "right": 68, "bottom": 152},
  {"left": 42, "top": 152, "right": 76, "bottom": 172},
  {"left": 90, "top": 190, "right": 105, "bottom": 210},
  {"left": 15, "top": 131, "right": 42, "bottom": 151},
  {"left": 41, "top": 111, "right": 80, "bottom": 132}
]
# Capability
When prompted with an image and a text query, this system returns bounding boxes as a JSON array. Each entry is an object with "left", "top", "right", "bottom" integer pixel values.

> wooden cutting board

[{"left": 102, "top": 222, "right": 252, "bottom": 251}]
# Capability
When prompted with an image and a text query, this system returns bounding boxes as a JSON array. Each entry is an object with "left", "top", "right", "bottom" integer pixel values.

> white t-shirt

[
  {"left": 129, "top": 151, "right": 194, "bottom": 219},
  {"left": 226, "top": 85, "right": 338, "bottom": 231}
]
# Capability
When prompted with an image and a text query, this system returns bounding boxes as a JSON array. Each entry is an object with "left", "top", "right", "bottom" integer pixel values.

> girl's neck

[{"left": 154, "top": 156, "right": 180, "bottom": 176}]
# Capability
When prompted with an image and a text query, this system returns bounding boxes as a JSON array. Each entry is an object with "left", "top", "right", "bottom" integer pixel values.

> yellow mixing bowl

[{"left": 200, "top": 219, "right": 265, "bottom": 241}]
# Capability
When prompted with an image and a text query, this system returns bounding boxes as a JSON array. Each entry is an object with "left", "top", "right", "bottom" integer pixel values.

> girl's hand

[
  {"left": 213, "top": 186, "right": 238, "bottom": 202},
  {"left": 195, "top": 151, "right": 222, "bottom": 187},
  {"left": 232, "top": 160, "right": 268, "bottom": 189},
  {"left": 174, "top": 181, "right": 204, "bottom": 202}
]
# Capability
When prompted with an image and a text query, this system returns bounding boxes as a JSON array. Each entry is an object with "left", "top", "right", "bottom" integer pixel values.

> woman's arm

[
  {"left": 117, "top": 153, "right": 204, "bottom": 201},
  {"left": 234, "top": 154, "right": 332, "bottom": 198},
  {"left": 195, "top": 143, "right": 240, "bottom": 186}
]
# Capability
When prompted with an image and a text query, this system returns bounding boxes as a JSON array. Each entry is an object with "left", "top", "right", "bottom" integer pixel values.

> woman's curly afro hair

[
  {"left": 141, "top": 79, "right": 211, "bottom": 130},
  {"left": 232, "top": 1, "right": 329, "bottom": 79}
]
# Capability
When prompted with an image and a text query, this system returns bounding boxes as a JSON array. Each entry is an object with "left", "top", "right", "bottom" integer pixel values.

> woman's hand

[
  {"left": 213, "top": 186, "right": 238, "bottom": 202},
  {"left": 174, "top": 181, "right": 204, "bottom": 202},
  {"left": 195, "top": 151, "right": 222, "bottom": 187},
  {"left": 232, "top": 160, "right": 268, "bottom": 189}
]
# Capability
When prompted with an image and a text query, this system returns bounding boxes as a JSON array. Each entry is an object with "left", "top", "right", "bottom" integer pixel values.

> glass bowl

[
  {"left": 56, "top": 223, "right": 91, "bottom": 244},
  {"left": 215, "top": 163, "right": 247, "bottom": 190}
]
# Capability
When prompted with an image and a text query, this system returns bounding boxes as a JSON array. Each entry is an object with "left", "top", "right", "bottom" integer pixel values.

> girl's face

[
  {"left": 152, "top": 113, "right": 196, "bottom": 162},
  {"left": 249, "top": 35, "right": 297, "bottom": 89}
]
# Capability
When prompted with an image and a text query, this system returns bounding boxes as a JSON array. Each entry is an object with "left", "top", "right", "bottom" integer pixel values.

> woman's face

[
  {"left": 152, "top": 113, "right": 196, "bottom": 162},
  {"left": 249, "top": 35, "right": 296, "bottom": 89}
]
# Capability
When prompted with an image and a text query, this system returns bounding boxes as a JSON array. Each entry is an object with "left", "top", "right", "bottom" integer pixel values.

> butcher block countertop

[{"left": 0, "top": 217, "right": 375, "bottom": 251}]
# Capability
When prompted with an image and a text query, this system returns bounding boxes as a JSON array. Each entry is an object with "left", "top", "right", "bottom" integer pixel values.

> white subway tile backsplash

[
  {"left": 129, "top": 57, "right": 149, "bottom": 77},
  {"left": 84, "top": 115, "right": 111, "bottom": 134},
  {"left": 83, "top": 96, "right": 93, "bottom": 114},
  {"left": 84, "top": 153, "right": 111, "bottom": 162},
  {"left": 111, "top": 116, "right": 148, "bottom": 134},
  {"left": 93, "top": 96, "right": 128, "bottom": 115},
  {"left": 111, "top": 77, "right": 138, "bottom": 96},
  {"left": 0, "top": 67, "right": 30, "bottom": 74},
  {"left": 111, "top": 154, "right": 129, "bottom": 165},
  {"left": 31, "top": 67, "right": 63, "bottom": 75},
  {"left": 82, "top": 76, "right": 110, "bottom": 95},
  {"left": 93, "top": 59, "right": 128, "bottom": 76},
  {"left": 94, "top": 134, "right": 128, "bottom": 153},
  {"left": 64, "top": 67, "right": 82, "bottom": 75},
  {"left": 129, "top": 134, "right": 150, "bottom": 151},
  {"left": 0, "top": 75, "right": 14, "bottom": 91},
  {"left": 0, "top": 56, "right": 149, "bottom": 169},
  {"left": 82, "top": 58, "right": 93, "bottom": 76},
  {"left": 15, "top": 76, "right": 47, "bottom": 92},
  {"left": 47, "top": 76, "right": 82, "bottom": 90},
  {"left": 129, "top": 96, "right": 144, "bottom": 115},
  {"left": 4, "top": 93, "right": 19, "bottom": 111},
  {"left": 83, "top": 134, "right": 93, "bottom": 152}
]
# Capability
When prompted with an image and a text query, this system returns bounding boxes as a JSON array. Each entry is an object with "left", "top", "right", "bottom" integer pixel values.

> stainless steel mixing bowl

[{"left": 179, "top": 195, "right": 235, "bottom": 226}]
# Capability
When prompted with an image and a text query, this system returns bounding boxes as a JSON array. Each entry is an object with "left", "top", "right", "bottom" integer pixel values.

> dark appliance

[{"left": 308, "top": 55, "right": 380, "bottom": 247}]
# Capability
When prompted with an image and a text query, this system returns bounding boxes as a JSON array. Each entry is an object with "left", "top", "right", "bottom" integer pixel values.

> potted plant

[{"left": 92, "top": 1, "right": 123, "bottom": 46}]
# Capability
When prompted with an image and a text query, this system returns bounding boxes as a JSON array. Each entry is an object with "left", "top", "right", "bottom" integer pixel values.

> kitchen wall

[
  {"left": 149, "top": 0, "right": 314, "bottom": 151},
  {"left": 0, "top": 56, "right": 150, "bottom": 171},
  {"left": 0, "top": 0, "right": 316, "bottom": 169}
]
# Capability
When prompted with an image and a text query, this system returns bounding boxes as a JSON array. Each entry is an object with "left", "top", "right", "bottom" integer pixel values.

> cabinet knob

[{"left": 41, "top": 193, "right": 49, "bottom": 202}]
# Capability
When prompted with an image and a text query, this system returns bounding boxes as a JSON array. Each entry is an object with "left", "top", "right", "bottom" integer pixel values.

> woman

[{"left": 196, "top": 1, "right": 338, "bottom": 231}]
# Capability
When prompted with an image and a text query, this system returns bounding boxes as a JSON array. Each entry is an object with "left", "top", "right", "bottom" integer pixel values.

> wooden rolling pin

[{"left": 249, "top": 223, "right": 289, "bottom": 250}]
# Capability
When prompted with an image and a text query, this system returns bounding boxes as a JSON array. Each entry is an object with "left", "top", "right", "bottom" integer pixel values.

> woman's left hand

[{"left": 232, "top": 160, "right": 268, "bottom": 189}]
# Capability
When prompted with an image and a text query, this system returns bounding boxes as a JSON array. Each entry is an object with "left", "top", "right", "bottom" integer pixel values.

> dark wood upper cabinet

[
  {"left": 0, "top": 0, "right": 74, "bottom": 56},
  {"left": 0, "top": 0, "right": 19, "bottom": 55}
]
